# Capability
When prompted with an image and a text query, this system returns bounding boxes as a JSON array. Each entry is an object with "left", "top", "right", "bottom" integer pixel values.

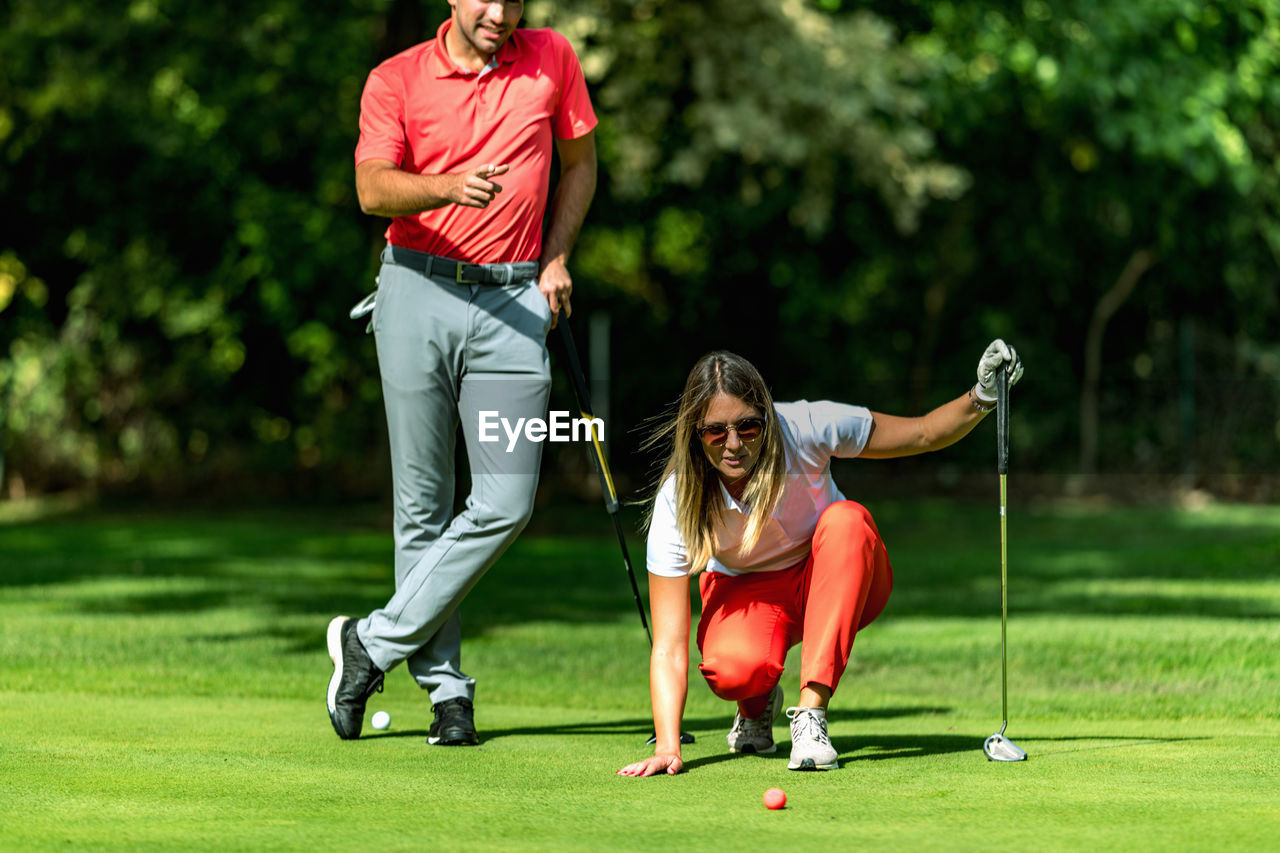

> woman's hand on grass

[{"left": 616, "top": 753, "right": 683, "bottom": 777}]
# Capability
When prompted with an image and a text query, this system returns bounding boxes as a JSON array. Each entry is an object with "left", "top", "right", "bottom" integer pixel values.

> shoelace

[
  {"left": 734, "top": 688, "right": 780, "bottom": 738},
  {"left": 735, "top": 711, "right": 772, "bottom": 738},
  {"left": 786, "top": 707, "right": 829, "bottom": 742},
  {"left": 361, "top": 674, "right": 385, "bottom": 700}
]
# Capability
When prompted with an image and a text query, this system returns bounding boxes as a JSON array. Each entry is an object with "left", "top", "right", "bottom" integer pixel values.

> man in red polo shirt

[{"left": 326, "top": 0, "right": 597, "bottom": 747}]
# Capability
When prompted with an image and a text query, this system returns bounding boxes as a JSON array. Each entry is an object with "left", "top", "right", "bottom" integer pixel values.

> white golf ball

[{"left": 371, "top": 711, "right": 391, "bottom": 731}]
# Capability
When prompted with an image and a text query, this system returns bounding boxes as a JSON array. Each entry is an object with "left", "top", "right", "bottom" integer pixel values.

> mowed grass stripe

[
  {"left": 2, "top": 500, "right": 1279, "bottom": 850},
  {"left": 4, "top": 693, "right": 1278, "bottom": 850}
]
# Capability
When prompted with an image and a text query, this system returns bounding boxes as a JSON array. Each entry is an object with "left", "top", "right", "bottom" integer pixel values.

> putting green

[{"left": 2, "top": 500, "right": 1278, "bottom": 849}]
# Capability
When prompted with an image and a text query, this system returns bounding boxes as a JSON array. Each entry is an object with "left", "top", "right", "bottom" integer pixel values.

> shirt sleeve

[
  {"left": 354, "top": 66, "right": 407, "bottom": 167},
  {"left": 779, "top": 400, "right": 875, "bottom": 462},
  {"left": 646, "top": 477, "right": 691, "bottom": 578},
  {"left": 550, "top": 32, "right": 598, "bottom": 140}
]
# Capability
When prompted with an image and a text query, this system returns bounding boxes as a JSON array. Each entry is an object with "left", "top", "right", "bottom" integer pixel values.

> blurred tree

[
  {"left": 3, "top": 0, "right": 968, "bottom": 497},
  {"left": 860, "top": 0, "right": 1280, "bottom": 483},
  {"left": 2, "top": 0, "right": 1276, "bottom": 499},
  {"left": 1, "top": 0, "right": 388, "bottom": 495},
  {"left": 526, "top": 0, "right": 973, "bottom": 477}
]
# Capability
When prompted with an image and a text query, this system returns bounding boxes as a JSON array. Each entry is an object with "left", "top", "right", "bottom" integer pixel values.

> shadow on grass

[
  {"left": 0, "top": 506, "right": 641, "bottom": 635},
  {"left": 1019, "top": 735, "right": 1210, "bottom": 757},
  {"left": 357, "top": 715, "right": 704, "bottom": 744},
  {"left": 3, "top": 501, "right": 1278, "bottom": 631},
  {"left": 843, "top": 735, "right": 975, "bottom": 761},
  {"left": 354, "top": 727, "right": 1082, "bottom": 769},
  {"left": 482, "top": 715, "right": 716, "bottom": 741},
  {"left": 682, "top": 734, "right": 980, "bottom": 770},
  {"left": 850, "top": 733, "right": 1208, "bottom": 763},
  {"left": 827, "top": 706, "right": 952, "bottom": 723},
  {"left": 875, "top": 500, "right": 1280, "bottom": 620},
  {"left": 353, "top": 729, "right": 1205, "bottom": 762},
  {"left": 354, "top": 705, "right": 958, "bottom": 754},
  {"left": 469, "top": 705, "right": 950, "bottom": 741}
]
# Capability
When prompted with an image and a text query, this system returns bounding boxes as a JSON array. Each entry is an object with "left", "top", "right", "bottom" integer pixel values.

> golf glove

[{"left": 974, "top": 339, "right": 1024, "bottom": 403}]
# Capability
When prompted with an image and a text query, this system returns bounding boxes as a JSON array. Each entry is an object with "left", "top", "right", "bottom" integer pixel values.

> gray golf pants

[{"left": 357, "top": 246, "right": 552, "bottom": 704}]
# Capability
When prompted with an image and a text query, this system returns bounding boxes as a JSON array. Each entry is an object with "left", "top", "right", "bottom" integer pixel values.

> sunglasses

[{"left": 696, "top": 416, "right": 766, "bottom": 446}]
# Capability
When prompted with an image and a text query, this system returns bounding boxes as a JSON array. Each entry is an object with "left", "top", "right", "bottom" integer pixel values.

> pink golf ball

[{"left": 763, "top": 787, "right": 786, "bottom": 810}]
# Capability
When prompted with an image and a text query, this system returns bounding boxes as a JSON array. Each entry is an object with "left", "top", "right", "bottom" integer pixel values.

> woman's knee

[
  {"left": 819, "top": 499, "right": 872, "bottom": 523},
  {"left": 816, "top": 500, "right": 877, "bottom": 542},
  {"left": 698, "top": 652, "right": 781, "bottom": 700}
]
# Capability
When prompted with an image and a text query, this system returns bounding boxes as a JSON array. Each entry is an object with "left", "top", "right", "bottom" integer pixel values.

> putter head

[{"left": 983, "top": 732, "right": 1028, "bottom": 762}]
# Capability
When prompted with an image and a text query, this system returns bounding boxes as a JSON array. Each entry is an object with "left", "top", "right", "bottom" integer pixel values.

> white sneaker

[
  {"left": 786, "top": 706, "right": 839, "bottom": 770},
  {"left": 727, "top": 685, "right": 785, "bottom": 754}
]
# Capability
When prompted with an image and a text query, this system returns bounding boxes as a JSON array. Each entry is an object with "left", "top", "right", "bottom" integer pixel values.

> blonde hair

[{"left": 643, "top": 351, "right": 787, "bottom": 573}]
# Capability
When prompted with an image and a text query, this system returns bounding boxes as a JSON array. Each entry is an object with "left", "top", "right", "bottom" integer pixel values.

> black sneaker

[
  {"left": 429, "top": 697, "right": 478, "bottom": 746},
  {"left": 326, "top": 616, "right": 385, "bottom": 740}
]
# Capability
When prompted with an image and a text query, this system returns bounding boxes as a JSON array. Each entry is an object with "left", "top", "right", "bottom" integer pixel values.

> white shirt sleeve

[
  {"left": 778, "top": 400, "right": 874, "bottom": 462},
  {"left": 646, "top": 476, "right": 692, "bottom": 578}
]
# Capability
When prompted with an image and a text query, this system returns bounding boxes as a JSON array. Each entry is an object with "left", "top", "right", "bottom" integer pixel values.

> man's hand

[
  {"left": 450, "top": 164, "right": 509, "bottom": 208},
  {"left": 355, "top": 160, "right": 509, "bottom": 217},
  {"left": 538, "top": 256, "right": 573, "bottom": 329}
]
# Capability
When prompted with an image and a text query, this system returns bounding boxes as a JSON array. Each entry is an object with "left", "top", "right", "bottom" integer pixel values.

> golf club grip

[
  {"left": 557, "top": 319, "right": 619, "bottom": 512},
  {"left": 997, "top": 369, "right": 1009, "bottom": 475},
  {"left": 557, "top": 320, "right": 593, "bottom": 419}
]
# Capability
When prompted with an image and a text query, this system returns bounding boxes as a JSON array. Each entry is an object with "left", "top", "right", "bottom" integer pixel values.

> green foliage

[
  {"left": 525, "top": 0, "right": 985, "bottom": 462},
  {"left": 1, "top": 0, "right": 386, "bottom": 493},
  {"left": 859, "top": 0, "right": 1280, "bottom": 478},
  {"left": 533, "top": 0, "right": 969, "bottom": 234},
  {"left": 2, "top": 0, "right": 1277, "bottom": 496}
]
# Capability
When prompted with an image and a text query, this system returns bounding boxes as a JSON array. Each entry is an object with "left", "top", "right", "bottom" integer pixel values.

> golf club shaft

[
  {"left": 559, "top": 319, "right": 692, "bottom": 745},
  {"left": 997, "top": 369, "right": 1010, "bottom": 730},
  {"left": 1000, "top": 472, "right": 1008, "bottom": 730},
  {"left": 557, "top": 318, "right": 653, "bottom": 646}
]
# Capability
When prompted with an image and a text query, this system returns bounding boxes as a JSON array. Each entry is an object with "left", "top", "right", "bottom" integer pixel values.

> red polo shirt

[{"left": 355, "top": 21, "right": 597, "bottom": 264}]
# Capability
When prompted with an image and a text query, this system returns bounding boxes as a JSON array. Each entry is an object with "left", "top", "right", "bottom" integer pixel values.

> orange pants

[{"left": 696, "top": 501, "right": 893, "bottom": 718}]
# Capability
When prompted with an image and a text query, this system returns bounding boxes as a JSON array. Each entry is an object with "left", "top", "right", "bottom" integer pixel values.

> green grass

[{"left": 2, "top": 498, "right": 1279, "bottom": 850}]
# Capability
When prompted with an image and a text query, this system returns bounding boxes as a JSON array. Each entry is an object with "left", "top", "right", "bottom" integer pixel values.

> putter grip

[
  {"left": 996, "top": 369, "right": 1009, "bottom": 475},
  {"left": 557, "top": 320, "right": 620, "bottom": 513}
]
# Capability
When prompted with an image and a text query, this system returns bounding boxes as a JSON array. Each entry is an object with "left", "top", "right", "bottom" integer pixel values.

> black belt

[{"left": 385, "top": 245, "right": 539, "bottom": 286}]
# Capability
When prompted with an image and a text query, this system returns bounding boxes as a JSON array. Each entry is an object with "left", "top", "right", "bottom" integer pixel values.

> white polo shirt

[{"left": 646, "top": 400, "right": 874, "bottom": 578}]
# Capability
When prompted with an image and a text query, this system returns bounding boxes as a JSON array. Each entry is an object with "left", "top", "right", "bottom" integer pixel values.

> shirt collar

[
  {"left": 718, "top": 480, "right": 748, "bottom": 514},
  {"left": 429, "top": 19, "right": 525, "bottom": 78}
]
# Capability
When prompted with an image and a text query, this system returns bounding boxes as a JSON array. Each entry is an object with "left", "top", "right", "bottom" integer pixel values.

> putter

[
  {"left": 983, "top": 368, "right": 1028, "bottom": 762},
  {"left": 557, "top": 318, "right": 694, "bottom": 746}
]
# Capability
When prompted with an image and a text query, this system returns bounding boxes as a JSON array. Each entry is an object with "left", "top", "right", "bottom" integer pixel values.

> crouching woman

[{"left": 617, "top": 342, "right": 1022, "bottom": 776}]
